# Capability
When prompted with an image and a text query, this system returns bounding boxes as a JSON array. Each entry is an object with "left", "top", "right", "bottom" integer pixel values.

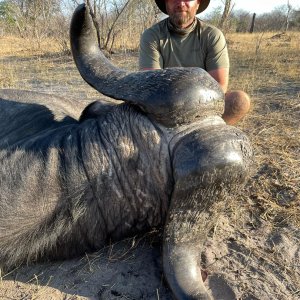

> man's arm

[
  {"left": 208, "top": 68, "right": 229, "bottom": 93},
  {"left": 139, "top": 29, "right": 163, "bottom": 70}
]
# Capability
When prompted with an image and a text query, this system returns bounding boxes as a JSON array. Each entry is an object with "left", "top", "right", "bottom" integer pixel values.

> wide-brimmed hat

[{"left": 155, "top": 0, "right": 210, "bottom": 15}]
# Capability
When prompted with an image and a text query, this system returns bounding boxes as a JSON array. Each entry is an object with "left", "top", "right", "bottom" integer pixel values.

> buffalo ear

[{"left": 79, "top": 101, "right": 118, "bottom": 122}]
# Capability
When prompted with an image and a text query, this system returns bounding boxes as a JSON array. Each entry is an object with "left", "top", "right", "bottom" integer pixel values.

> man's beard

[{"left": 169, "top": 11, "right": 194, "bottom": 27}]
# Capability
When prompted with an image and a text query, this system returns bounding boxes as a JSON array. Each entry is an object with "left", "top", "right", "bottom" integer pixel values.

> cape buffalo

[{"left": 0, "top": 4, "right": 252, "bottom": 300}]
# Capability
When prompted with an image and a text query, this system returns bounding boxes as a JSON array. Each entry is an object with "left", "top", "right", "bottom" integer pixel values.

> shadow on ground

[{"left": 1, "top": 234, "right": 173, "bottom": 300}]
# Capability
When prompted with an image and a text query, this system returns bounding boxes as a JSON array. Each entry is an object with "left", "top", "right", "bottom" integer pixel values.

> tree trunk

[
  {"left": 219, "top": 0, "right": 233, "bottom": 30},
  {"left": 103, "top": 0, "right": 131, "bottom": 51},
  {"left": 284, "top": 0, "right": 291, "bottom": 31},
  {"left": 85, "top": 0, "right": 101, "bottom": 48},
  {"left": 249, "top": 13, "right": 256, "bottom": 33}
]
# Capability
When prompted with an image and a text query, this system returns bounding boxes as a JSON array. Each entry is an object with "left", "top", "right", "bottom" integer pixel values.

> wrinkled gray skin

[{"left": 0, "top": 4, "right": 252, "bottom": 300}]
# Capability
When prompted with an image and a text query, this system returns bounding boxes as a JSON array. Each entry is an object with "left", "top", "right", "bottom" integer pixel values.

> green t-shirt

[{"left": 139, "top": 18, "right": 229, "bottom": 71}]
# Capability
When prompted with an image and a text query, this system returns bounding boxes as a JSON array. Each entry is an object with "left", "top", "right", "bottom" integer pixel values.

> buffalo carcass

[{"left": 0, "top": 4, "right": 252, "bottom": 300}]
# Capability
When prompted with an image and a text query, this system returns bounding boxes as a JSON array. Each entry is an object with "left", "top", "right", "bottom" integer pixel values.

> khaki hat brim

[{"left": 155, "top": 0, "right": 210, "bottom": 15}]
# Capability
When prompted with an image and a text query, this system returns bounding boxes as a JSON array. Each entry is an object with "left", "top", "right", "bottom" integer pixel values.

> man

[{"left": 139, "top": 0, "right": 250, "bottom": 125}]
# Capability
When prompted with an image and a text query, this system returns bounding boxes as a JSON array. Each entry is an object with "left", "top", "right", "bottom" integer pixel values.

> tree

[
  {"left": 284, "top": 0, "right": 292, "bottom": 31},
  {"left": 84, "top": 0, "right": 158, "bottom": 52},
  {"left": 84, "top": 0, "right": 133, "bottom": 52},
  {"left": 289, "top": 9, "right": 300, "bottom": 30},
  {"left": 218, "top": 0, "right": 234, "bottom": 30},
  {"left": 202, "top": 6, "right": 223, "bottom": 27},
  {"left": 0, "top": 0, "right": 61, "bottom": 46},
  {"left": 255, "top": 6, "right": 289, "bottom": 31},
  {"left": 232, "top": 9, "right": 252, "bottom": 33}
]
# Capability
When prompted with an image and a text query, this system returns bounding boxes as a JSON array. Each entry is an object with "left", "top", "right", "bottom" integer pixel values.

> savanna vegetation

[
  {"left": 0, "top": 0, "right": 299, "bottom": 299},
  {"left": 0, "top": 0, "right": 299, "bottom": 51}
]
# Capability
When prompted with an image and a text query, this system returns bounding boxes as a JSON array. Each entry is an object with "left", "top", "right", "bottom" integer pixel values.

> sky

[{"left": 202, "top": 0, "right": 300, "bottom": 16}]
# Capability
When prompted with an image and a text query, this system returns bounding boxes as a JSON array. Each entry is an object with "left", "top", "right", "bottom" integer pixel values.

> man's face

[{"left": 165, "top": 0, "right": 200, "bottom": 28}]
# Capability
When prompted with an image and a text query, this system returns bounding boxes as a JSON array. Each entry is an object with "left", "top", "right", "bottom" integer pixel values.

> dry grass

[
  {"left": 226, "top": 31, "right": 299, "bottom": 228},
  {"left": 227, "top": 31, "right": 299, "bottom": 93},
  {"left": 0, "top": 36, "right": 98, "bottom": 100}
]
